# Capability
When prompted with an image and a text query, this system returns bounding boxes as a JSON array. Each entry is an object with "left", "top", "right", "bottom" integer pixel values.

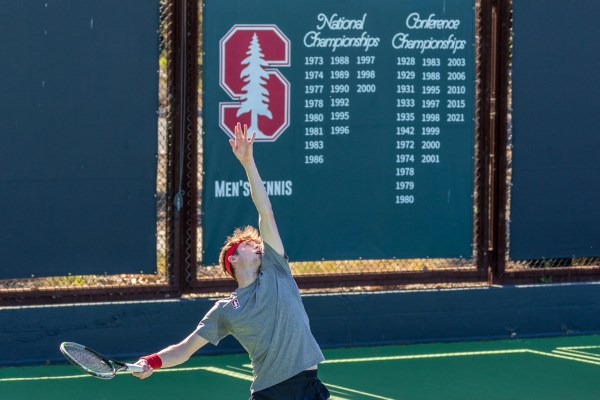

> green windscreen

[
  {"left": 0, "top": 0, "right": 160, "bottom": 278},
  {"left": 202, "top": 0, "right": 475, "bottom": 264}
]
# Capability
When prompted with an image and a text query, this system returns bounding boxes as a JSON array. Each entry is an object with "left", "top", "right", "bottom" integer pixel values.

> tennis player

[{"left": 133, "top": 122, "right": 330, "bottom": 399}]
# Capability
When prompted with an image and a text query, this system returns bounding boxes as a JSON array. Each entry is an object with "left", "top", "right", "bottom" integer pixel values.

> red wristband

[{"left": 141, "top": 353, "right": 163, "bottom": 370}]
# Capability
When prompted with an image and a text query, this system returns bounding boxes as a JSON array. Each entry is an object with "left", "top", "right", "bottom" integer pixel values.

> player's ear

[{"left": 228, "top": 255, "right": 237, "bottom": 265}]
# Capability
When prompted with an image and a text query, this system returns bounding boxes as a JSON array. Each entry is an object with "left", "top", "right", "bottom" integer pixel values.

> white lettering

[
  {"left": 215, "top": 180, "right": 293, "bottom": 197},
  {"left": 215, "top": 181, "right": 226, "bottom": 197},
  {"left": 305, "top": 12, "right": 380, "bottom": 52},
  {"left": 316, "top": 13, "right": 368, "bottom": 30},
  {"left": 304, "top": 31, "right": 380, "bottom": 52},
  {"left": 215, "top": 180, "right": 241, "bottom": 197},
  {"left": 391, "top": 33, "right": 467, "bottom": 54},
  {"left": 405, "top": 12, "right": 461, "bottom": 30},
  {"left": 265, "top": 180, "right": 293, "bottom": 196}
]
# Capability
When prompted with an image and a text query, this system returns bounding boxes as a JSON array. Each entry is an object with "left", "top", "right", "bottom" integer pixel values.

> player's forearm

[
  {"left": 156, "top": 343, "right": 192, "bottom": 368},
  {"left": 242, "top": 159, "right": 272, "bottom": 216},
  {"left": 154, "top": 333, "right": 207, "bottom": 369}
]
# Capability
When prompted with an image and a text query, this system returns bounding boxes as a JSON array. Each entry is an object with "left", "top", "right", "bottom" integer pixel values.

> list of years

[
  {"left": 394, "top": 55, "right": 468, "bottom": 205},
  {"left": 299, "top": 11, "right": 472, "bottom": 206},
  {"left": 302, "top": 54, "right": 377, "bottom": 165}
]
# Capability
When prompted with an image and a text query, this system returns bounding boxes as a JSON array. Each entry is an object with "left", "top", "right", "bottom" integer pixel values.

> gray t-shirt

[{"left": 194, "top": 243, "right": 325, "bottom": 392}]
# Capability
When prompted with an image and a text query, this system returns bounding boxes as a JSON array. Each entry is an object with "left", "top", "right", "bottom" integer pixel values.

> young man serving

[{"left": 133, "top": 123, "right": 329, "bottom": 400}]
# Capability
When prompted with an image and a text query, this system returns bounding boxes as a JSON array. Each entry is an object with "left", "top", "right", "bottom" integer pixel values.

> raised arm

[
  {"left": 229, "top": 123, "right": 284, "bottom": 256},
  {"left": 132, "top": 331, "right": 208, "bottom": 379}
]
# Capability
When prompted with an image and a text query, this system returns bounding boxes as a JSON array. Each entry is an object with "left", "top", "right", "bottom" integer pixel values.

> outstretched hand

[
  {"left": 132, "top": 359, "right": 153, "bottom": 379},
  {"left": 229, "top": 123, "right": 256, "bottom": 165}
]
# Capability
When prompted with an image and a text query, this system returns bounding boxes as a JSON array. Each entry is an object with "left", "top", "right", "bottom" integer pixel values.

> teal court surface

[{"left": 1, "top": 335, "right": 599, "bottom": 400}]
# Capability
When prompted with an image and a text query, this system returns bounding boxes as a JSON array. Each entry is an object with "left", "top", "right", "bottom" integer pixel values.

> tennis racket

[{"left": 60, "top": 342, "right": 144, "bottom": 379}]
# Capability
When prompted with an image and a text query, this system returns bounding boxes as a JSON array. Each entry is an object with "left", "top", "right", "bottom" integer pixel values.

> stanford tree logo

[{"left": 219, "top": 25, "right": 291, "bottom": 141}]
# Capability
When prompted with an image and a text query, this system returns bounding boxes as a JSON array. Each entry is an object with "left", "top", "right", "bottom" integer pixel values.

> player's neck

[{"left": 235, "top": 269, "right": 259, "bottom": 288}]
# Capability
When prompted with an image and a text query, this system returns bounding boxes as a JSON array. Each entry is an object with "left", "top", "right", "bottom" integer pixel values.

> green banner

[{"left": 202, "top": 0, "right": 475, "bottom": 264}]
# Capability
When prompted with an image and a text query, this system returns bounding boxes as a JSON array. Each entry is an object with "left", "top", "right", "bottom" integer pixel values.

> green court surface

[{"left": 2, "top": 335, "right": 599, "bottom": 400}]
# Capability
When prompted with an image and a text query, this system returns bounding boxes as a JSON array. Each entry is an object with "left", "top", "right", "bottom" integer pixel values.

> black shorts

[{"left": 250, "top": 370, "right": 330, "bottom": 400}]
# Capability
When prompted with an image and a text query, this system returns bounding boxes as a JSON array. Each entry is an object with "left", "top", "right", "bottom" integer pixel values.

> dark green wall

[{"left": 2, "top": 284, "right": 600, "bottom": 366}]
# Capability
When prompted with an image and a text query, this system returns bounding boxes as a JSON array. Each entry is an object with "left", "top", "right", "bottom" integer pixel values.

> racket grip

[{"left": 126, "top": 363, "right": 145, "bottom": 373}]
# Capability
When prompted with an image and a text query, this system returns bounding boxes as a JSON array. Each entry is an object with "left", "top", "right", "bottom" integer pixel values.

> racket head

[{"left": 60, "top": 342, "right": 119, "bottom": 379}]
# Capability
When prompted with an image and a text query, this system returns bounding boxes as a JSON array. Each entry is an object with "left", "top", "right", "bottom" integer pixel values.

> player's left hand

[{"left": 229, "top": 122, "right": 256, "bottom": 165}]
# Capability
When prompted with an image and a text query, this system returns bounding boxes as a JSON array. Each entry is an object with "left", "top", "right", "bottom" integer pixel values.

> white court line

[
  {"left": 0, "top": 365, "right": 243, "bottom": 383},
  {"left": 326, "top": 391, "right": 351, "bottom": 400},
  {"left": 326, "top": 383, "right": 395, "bottom": 400},
  {"left": 327, "top": 394, "right": 351, "bottom": 400},
  {"left": 241, "top": 349, "right": 528, "bottom": 369},
  {"left": 0, "top": 349, "right": 530, "bottom": 383},
  {"left": 322, "top": 349, "right": 530, "bottom": 363},
  {"left": 224, "top": 365, "right": 253, "bottom": 374},
  {"left": 0, "top": 366, "right": 393, "bottom": 399},
  {"left": 198, "top": 367, "right": 393, "bottom": 400},
  {"left": 3, "top": 346, "right": 598, "bottom": 384},
  {"left": 554, "top": 345, "right": 600, "bottom": 361},
  {"left": 557, "top": 345, "right": 600, "bottom": 351},
  {"left": 195, "top": 367, "right": 389, "bottom": 400},
  {"left": 200, "top": 366, "right": 253, "bottom": 381},
  {"left": 551, "top": 350, "right": 600, "bottom": 363},
  {"left": 526, "top": 350, "right": 600, "bottom": 366},
  {"left": 0, "top": 374, "right": 92, "bottom": 382},
  {"left": 555, "top": 348, "right": 600, "bottom": 359}
]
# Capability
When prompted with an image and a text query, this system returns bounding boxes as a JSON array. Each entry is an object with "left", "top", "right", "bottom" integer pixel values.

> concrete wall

[{"left": 1, "top": 283, "right": 600, "bottom": 366}]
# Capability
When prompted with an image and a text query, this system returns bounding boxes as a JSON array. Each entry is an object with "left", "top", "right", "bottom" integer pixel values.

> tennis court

[{"left": 2, "top": 334, "right": 599, "bottom": 400}]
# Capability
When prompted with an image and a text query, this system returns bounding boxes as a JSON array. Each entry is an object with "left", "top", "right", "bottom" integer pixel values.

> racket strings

[{"left": 63, "top": 345, "right": 114, "bottom": 377}]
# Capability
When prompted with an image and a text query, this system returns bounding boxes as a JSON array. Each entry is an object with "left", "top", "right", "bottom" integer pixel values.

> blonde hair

[{"left": 219, "top": 226, "right": 262, "bottom": 278}]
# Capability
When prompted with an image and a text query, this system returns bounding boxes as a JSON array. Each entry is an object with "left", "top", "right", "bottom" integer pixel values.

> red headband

[{"left": 224, "top": 241, "right": 242, "bottom": 277}]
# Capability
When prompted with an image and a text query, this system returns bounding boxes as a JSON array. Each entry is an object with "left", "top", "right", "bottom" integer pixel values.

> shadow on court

[{"left": 1, "top": 335, "right": 599, "bottom": 400}]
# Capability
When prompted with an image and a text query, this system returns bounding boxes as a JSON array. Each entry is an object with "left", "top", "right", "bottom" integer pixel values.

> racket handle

[{"left": 125, "top": 363, "right": 145, "bottom": 373}]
